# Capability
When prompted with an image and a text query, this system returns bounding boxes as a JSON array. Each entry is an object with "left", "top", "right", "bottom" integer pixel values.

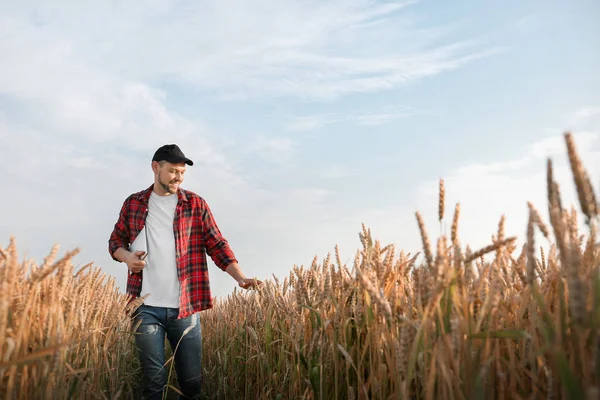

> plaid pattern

[{"left": 108, "top": 184, "right": 238, "bottom": 319}]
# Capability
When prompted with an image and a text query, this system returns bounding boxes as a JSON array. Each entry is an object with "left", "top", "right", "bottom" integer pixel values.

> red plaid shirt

[{"left": 108, "top": 185, "right": 238, "bottom": 319}]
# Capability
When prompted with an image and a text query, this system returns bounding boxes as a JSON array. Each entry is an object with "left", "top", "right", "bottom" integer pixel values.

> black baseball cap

[{"left": 152, "top": 144, "right": 194, "bottom": 166}]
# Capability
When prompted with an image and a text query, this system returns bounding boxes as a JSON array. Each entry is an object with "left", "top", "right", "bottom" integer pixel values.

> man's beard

[{"left": 159, "top": 176, "right": 179, "bottom": 194}]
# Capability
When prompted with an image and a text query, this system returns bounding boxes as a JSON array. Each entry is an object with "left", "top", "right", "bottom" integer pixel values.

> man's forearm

[
  {"left": 113, "top": 247, "right": 131, "bottom": 263},
  {"left": 225, "top": 262, "right": 247, "bottom": 283}
]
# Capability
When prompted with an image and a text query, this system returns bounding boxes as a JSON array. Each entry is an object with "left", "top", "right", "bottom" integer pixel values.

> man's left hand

[{"left": 238, "top": 278, "right": 263, "bottom": 289}]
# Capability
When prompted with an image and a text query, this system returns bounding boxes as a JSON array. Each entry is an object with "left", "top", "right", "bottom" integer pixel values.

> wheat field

[
  {"left": 2, "top": 132, "right": 599, "bottom": 399},
  {"left": 0, "top": 244, "right": 144, "bottom": 398}
]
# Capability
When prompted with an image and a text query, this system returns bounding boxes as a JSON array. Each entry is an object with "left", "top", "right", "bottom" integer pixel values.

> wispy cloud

[
  {"left": 514, "top": 14, "right": 541, "bottom": 32},
  {"left": 453, "top": 131, "right": 599, "bottom": 177},
  {"left": 322, "top": 165, "right": 353, "bottom": 180},
  {"left": 573, "top": 107, "right": 600, "bottom": 122},
  {"left": 0, "top": 17, "right": 238, "bottom": 173},
  {"left": 1, "top": 1, "right": 499, "bottom": 101},
  {"left": 287, "top": 105, "right": 415, "bottom": 131},
  {"left": 529, "top": 131, "right": 598, "bottom": 157},
  {"left": 243, "top": 135, "right": 295, "bottom": 166}
]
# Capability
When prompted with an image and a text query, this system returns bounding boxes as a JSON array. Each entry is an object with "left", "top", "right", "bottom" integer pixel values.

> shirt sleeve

[
  {"left": 108, "top": 197, "right": 131, "bottom": 262},
  {"left": 201, "top": 199, "right": 238, "bottom": 271}
]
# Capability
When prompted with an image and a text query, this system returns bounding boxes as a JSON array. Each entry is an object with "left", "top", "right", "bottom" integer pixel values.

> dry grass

[
  {"left": 200, "top": 132, "right": 600, "bottom": 399},
  {"left": 2, "top": 131, "right": 599, "bottom": 399},
  {"left": 0, "top": 242, "right": 143, "bottom": 398}
]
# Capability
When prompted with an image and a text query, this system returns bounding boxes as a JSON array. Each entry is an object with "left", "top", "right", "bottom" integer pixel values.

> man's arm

[
  {"left": 108, "top": 198, "right": 131, "bottom": 262},
  {"left": 113, "top": 247, "right": 131, "bottom": 263},
  {"left": 115, "top": 247, "right": 147, "bottom": 273},
  {"left": 201, "top": 199, "right": 262, "bottom": 289},
  {"left": 201, "top": 199, "right": 238, "bottom": 269},
  {"left": 225, "top": 262, "right": 261, "bottom": 289},
  {"left": 108, "top": 198, "right": 147, "bottom": 273}
]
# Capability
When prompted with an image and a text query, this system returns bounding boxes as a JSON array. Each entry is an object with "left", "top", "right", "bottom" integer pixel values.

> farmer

[{"left": 108, "top": 144, "right": 261, "bottom": 399}]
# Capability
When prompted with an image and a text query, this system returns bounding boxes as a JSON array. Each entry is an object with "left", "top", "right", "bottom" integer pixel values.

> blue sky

[{"left": 1, "top": 0, "right": 599, "bottom": 298}]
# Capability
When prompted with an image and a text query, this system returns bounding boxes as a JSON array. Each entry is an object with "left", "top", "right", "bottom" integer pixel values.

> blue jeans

[{"left": 132, "top": 305, "right": 203, "bottom": 399}]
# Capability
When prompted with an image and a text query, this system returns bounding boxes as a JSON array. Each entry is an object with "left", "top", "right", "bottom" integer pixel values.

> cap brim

[{"left": 165, "top": 156, "right": 194, "bottom": 166}]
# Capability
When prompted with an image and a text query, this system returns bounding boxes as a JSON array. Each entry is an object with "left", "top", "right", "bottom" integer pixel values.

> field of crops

[
  {"left": 1, "top": 132, "right": 599, "bottom": 399},
  {"left": 0, "top": 244, "right": 143, "bottom": 398}
]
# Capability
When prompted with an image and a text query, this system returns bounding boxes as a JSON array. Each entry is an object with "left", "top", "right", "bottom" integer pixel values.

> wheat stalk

[
  {"left": 416, "top": 211, "right": 434, "bottom": 269},
  {"left": 565, "top": 132, "right": 598, "bottom": 222},
  {"left": 464, "top": 237, "right": 517, "bottom": 264},
  {"left": 439, "top": 178, "right": 445, "bottom": 222}
]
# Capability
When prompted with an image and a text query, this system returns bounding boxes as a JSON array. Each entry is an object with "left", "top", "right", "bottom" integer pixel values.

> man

[{"left": 108, "top": 144, "right": 261, "bottom": 399}]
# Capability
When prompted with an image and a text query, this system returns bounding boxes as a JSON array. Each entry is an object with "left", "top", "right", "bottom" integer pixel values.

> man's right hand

[{"left": 125, "top": 250, "right": 146, "bottom": 274}]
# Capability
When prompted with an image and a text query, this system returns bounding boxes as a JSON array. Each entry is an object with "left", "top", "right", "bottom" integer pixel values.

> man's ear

[{"left": 151, "top": 161, "right": 160, "bottom": 174}]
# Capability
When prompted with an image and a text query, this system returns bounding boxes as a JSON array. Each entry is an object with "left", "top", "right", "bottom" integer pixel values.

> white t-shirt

[{"left": 140, "top": 191, "right": 180, "bottom": 308}]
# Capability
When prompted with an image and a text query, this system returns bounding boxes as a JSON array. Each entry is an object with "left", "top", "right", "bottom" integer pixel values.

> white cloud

[
  {"left": 573, "top": 107, "right": 600, "bottom": 122},
  {"left": 0, "top": 17, "right": 240, "bottom": 174},
  {"left": 514, "top": 14, "right": 541, "bottom": 33},
  {"left": 242, "top": 135, "right": 296, "bottom": 166},
  {"left": 316, "top": 132, "right": 600, "bottom": 273},
  {"left": 529, "top": 131, "right": 598, "bottom": 158},
  {"left": 287, "top": 105, "right": 415, "bottom": 131},
  {"left": 1, "top": 1, "right": 499, "bottom": 101},
  {"left": 287, "top": 115, "right": 341, "bottom": 132},
  {"left": 451, "top": 131, "right": 599, "bottom": 179},
  {"left": 353, "top": 108, "right": 415, "bottom": 126},
  {"left": 414, "top": 131, "right": 600, "bottom": 253},
  {"left": 322, "top": 165, "right": 354, "bottom": 180}
]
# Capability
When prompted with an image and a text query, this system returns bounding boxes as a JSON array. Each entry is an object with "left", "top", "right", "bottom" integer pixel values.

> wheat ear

[
  {"left": 565, "top": 132, "right": 598, "bottom": 222},
  {"left": 438, "top": 179, "right": 445, "bottom": 222},
  {"left": 416, "top": 211, "right": 434, "bottom": 269},
  {"left": 464, "top": 237, "right": 517, "bottom": 264}
]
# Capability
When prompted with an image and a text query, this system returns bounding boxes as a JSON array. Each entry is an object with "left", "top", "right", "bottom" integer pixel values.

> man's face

[{"left": 153, "top": 161, "right": 186, "bottom": 194}]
